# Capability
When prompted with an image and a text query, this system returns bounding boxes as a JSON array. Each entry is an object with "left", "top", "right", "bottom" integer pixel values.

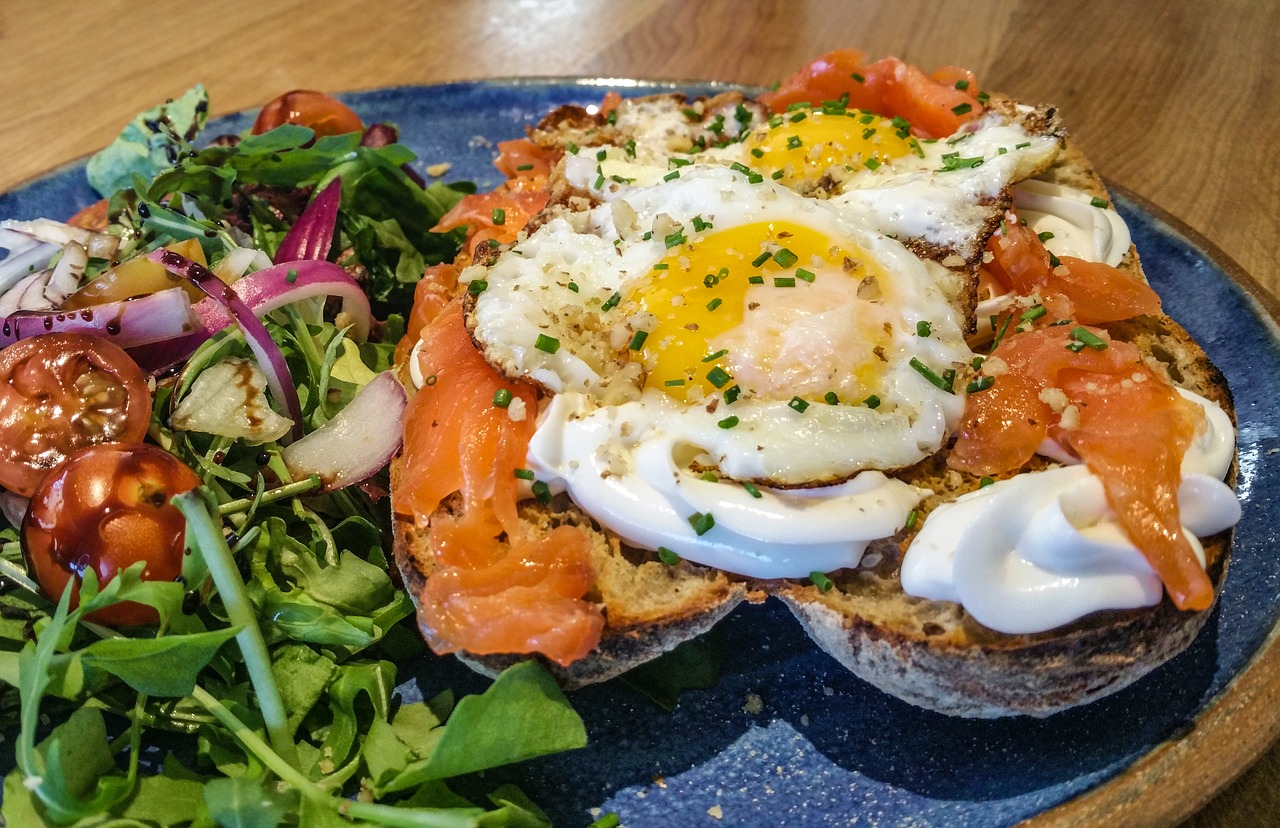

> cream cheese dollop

[
  {"left": 526, "top": 392, "right": 926, "bottom": 578},
  {"left": 901, "top": 390, "right": 1240, "bottom": 634}
]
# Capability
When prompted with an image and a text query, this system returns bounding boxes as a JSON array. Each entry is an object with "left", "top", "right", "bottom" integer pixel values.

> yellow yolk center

[
  {"left": 743, "top": 108, "right": 914, "bottom": 187},
  {"left": 625, "top": 220, "right": 896, "bottom": 400}
]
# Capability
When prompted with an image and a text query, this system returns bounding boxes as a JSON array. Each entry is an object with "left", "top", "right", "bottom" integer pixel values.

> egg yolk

[
  {"left": 743, "top": 108, "right": 914, "bottom": 187},
  {"left": 625, "top": 220, "right": 896, "bottom": 401}
]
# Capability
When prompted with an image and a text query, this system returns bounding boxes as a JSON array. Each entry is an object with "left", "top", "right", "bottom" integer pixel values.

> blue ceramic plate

[{"left": 3, "top": 81, "right": 1278, "bottom": 827}]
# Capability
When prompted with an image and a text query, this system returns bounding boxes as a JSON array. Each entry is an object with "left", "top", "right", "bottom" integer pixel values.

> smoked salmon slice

[
  {"left": 950, "top": 324, "right": 1211, "bottom": 610},
  {"left": 395, "top": 300, "right": 603, "bottom": 664}
]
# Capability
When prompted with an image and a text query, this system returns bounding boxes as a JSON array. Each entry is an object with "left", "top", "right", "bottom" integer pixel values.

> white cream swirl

[{"left": 901, "top": 391, "right": 1240, "bottom": 634}]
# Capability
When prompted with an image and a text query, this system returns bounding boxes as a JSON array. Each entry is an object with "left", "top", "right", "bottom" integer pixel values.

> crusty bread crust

[{"left": 392, "top": 99, "right": 1237, "bottom": 716}]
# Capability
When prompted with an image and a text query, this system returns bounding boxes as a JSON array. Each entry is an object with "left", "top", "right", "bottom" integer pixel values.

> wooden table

[{"left": 2, "top": 1, "right": 1277, "bottom": 824}]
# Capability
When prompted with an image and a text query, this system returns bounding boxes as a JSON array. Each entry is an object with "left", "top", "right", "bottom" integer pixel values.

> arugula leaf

[
  {"left": 80, "top": 625, "right": 240, "bottom": 697},
  {"left": 205, "top": 776, "right": 296, "bottom": 828},
  {"left": 86, "top": 84, "right": 209, "bottom": 197}
]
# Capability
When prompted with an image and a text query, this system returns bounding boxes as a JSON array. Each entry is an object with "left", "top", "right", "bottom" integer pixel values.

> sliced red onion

[
  {"left": 0, "top": 287, "right": 197, "bottom": 348},
  {"left": 0, "top": 270, "right": 50, "bottom": 316},
  {"left": 0, "top": 237, "right": 57, "bottom": 294},
  {"left": 0, "top": 218, "right": 119, "bottom": 259},
  {"left": 45, "top": 242, "right": 88, "bottom": 306},
  {"left": 128, "top": 259, "right": 372, "bottom": 372},
  {"left": 281, "top": 370, "right": 406, "bottom": 492},
  {"left": 149, "top": 249, "right": 304, "bottom": 440},
  {"left": 274, "top": 178, "right": 341, "bottom": 263}
]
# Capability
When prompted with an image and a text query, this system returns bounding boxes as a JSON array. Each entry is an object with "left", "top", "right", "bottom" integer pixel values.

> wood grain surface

[{"left": 2, "top": 0, "right": 1277, "bottom": 824}]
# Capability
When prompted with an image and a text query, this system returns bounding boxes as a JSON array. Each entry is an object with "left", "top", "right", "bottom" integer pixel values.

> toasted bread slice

[{"left": 391, "top": 92, "right": 1236, "bottom": 716}]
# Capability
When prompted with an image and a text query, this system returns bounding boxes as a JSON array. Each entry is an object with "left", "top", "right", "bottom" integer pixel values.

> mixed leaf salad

[{"left": 0, "top": 85, "right": 607, "bottom": 826}]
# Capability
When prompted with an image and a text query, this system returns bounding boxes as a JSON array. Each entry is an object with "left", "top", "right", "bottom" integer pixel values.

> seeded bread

[{"left": 391, "top": 94, "right": 1236, "bottom": 715}]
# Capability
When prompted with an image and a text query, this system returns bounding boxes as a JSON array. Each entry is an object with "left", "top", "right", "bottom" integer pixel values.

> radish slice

[
  {"left": 0, "top": 287, "right": 197, "bottom": 348},
  {"left": 149, "top": 249, "right": 305, "bottom": 440},
  {"left": 275, "top": 178, "right": 340, "bottom": 263},
  {"left": 281, "top": 371, "right": 406, "bottom": 492}
]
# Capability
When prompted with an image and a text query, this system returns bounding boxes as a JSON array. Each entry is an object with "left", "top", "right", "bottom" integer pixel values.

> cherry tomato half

[
  {"left": 252, "top": 90, "right": 364, "bottom": 137},
  {"left": 0, "top": 333, "right": 152, "bottom": 497},
  {"left": 23, "top": 443, "right": 202, "bottom": 626}
]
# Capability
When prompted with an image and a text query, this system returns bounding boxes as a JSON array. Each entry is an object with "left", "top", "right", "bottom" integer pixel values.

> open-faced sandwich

[{"left": 390, "top": 50, "right": 1242, "bottom": 718}]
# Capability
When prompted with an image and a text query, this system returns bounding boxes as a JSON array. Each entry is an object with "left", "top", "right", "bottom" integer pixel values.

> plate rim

[{"left": 2, "top": 79, "right": 1277, "bottom": 825}]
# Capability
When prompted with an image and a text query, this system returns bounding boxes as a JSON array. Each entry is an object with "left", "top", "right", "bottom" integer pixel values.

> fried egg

[{"left": 464, "top": 166, "right": 975, "bottom": 576}]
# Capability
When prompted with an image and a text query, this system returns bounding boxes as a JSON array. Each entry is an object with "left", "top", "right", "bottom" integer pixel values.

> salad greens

[{"left": 0, "top": 88, "right": 591, "bottom": 826}]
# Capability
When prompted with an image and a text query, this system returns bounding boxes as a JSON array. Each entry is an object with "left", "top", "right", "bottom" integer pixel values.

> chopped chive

[
  {"left": 748, "top": 275, "right": 765, "bottom": 284},
  {"left": 851, "top": 72, "right": 865, "bottom": 83},
  {"left": 904, "top": 509, "right": 919, "bottom": 530},
  {"left": 772, "top": 248, "right": 798, "bottom": 268},
  {"left": 1069, "top": 326, "right": 1108, "bottom": 351},
  {"left": 751, "top": 251, "right": 772, "bottom": 267},
  {"left": 1037, "top": 231, "right": 1055, "bottom": 242},
  {"left": 937, "top": 154, "right": 985, "bottom": 172},
  {"left": 664, "top": 228, "right": 687, "bottom": 249},
  {"left": 596, "top": 148, "right": 608, "bottom": 161},
  {"left": 909, "top": 357, "right": 954, "bottom": 393},
  {"left": 788, "top": 396, "right": 809, "bottom": 413},
  {"left": 601, "top": 292, "right": 621, "bottom": 311},
  {"left": 531, "top": 480, "right": 552, "bottom": 503},
  {"left": 1020, "top": 304, "right": 1047, "bottom": 323},
  {"left": 979, "top": 476, "right": 995, "bottom": 488},
  {"left": 692, "top": 215, "right": 712, "bottom": 232},
  {"left": 624, "top": 139, "right": 637, "bottom": 157},
  {"left": 976, "top": 90, "right": 990, "bottom": 104},
  {"left": 286, "top": 268, "right": 298, "bottom": 284},
  {"left": 751, "top": 147, "right": 765, "bottom": 158},
  {"left": 701, "top": 471, "right": 719, "bottom": 482},
  {"left": 717, "top": 415, "right": 740, "bottom": 429},
  {"left": 746, "top": 171, "right": 764, "bottom": 184},
  {"left": 989, "top": 313, "right": 1014, "bottom": 352},
  {"left": 593, "top": 174, "right": 605, "bottom": 189},
  {"left": 786, "top": 135, "right": 803, "bottom": 149},
  {"left": 629, "top": 330, "right": 649, "bottom": 350},
  {"left": 514, "top": 468, "right": 535, "bottom": 480},
  {"left": 706, "top": 366, "right": 732, "bottom": 388},
  {"left": 1048, "top": 251, "right": 1062, "bottom": 268},
  {"left": 492, "top": 208, "right": 506, "bottom": 225},
  {"left": 688, "top": 511, "right": 715, "bottom": 535},
  {"left": 997, "top": 146, "right": 1008, "bottom": 155},
  {"left": 493, "top": 388, "right": 513, "bottom": 408},
  {"left": 664, "top": 378, "right": 686, "bottom": 386},
  {"left": 966, "top": 376, "right": 995, "bottom": 394},
  {"left": 669, "top": 157, "right": 693, "bottom": 168},
  {"left": 658, "top": 547, "right": 680, "bottom": 565},
  {"left": 663, "top": 170, "right": 681, "bottom": 182},
  {"left": 567, "top": 281, "right": 579, "bottom": 292},
  {"left": 534, "top": 333, "right": 561, "bottom": 353},
  {"left": 468, "top": 279, "right": 488, "bottom": 295},
  {"left": 818, "top": 390, "right": 838, "bottom": 405},
  {"left": 971, "top": 356, "right": 985, "bottom": 370},
  {"left": 706, "top": 297, "right": 723, "bottom": 311},
  {"left": 606, "top": 109, "right": 618, "bottom": 125},
  {"left": 774, "top": 276, "right": 796, "bottom": 287},
  {"left": 1015, "top": 141, "right": 1031, "bottom": 149},
  {"left": 702, "top": 348, "right": 729, "bottom": 362},
  {"left": 516, "top": 163, "right": 534, "bottom": 171},
  {"left": 610, "top": 174, "right": 633, "bottom": 184},
  {"left": 703, "top": 272, "right": 720, "bottom": 287},
  {"left": 735, "top": 103, "right": 752, "bottom": 125},
  {"left": 682, "top": 107, "right": 699, "bottom": 120},
  {"left": 809, "top": 571, "right": 834, "bottom": 592},
  {"left": 864, "top": 394, "right": 880, "bottom": 409},
  {"left": 424, "top": 374, "right": 437, "bottom": 386},
  {"left": 742, "top": 481, "right": 762, "bottom": 498},
  {"left": 861, "top": 127, "right": 876, "bottom": 140},
  {"left": 954, "top": 79, "right": 970, "bottom": 90},
  {"left": 652, "top": 262, "right": 669, "bottom": 270},
  {"left": 1090, "top": 196, "right": 1110, "bottom": 208},
  {"left": 771, "top": 169, "right": 785, "bottom": 180},
  {"left": 723, "top": 384, "right": 742, "bottom": 404},
  {"left": 730, "top": 161, "right": 753, "bottom": 175},
  {"left": 642, "top": 231, "right": 653, "bottom": 240},
  {"left": 951, "top": 102, "right": 973, "bottom": 116},
  {"left": 795, "top": 268, "right": 815, "bottom": 282},
  {"left": 863, "top": 157, "right": 882, "bottom": 171},
  {"left": 566, "top": 141, "right": 579, "bottom": 154},
  {"left": 916, "top": 320, "right": 932, "bottom": 337}
]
